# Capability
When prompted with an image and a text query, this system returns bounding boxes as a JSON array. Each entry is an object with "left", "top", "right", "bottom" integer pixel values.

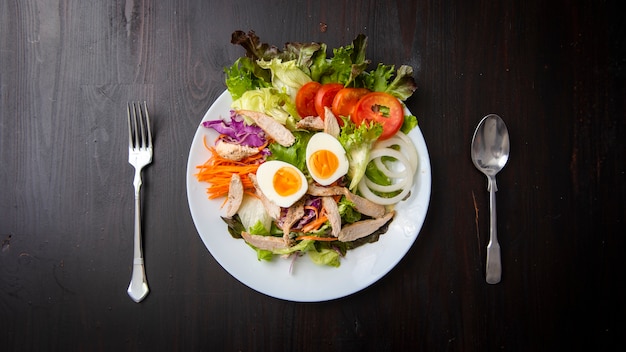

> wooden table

[{"left": 2, "top": 1, "right": 624, "bottom": 350}]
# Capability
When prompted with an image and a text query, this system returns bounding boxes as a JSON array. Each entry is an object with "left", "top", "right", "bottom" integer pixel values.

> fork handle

[{"left": 128, "top": 171, "right": 149, "bottom": 302}]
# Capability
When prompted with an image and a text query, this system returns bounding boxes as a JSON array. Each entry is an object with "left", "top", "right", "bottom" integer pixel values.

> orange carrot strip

[
  {"left": 194, "top": 147, "right": 261, "bottom": 199},
  {"left": 202, "top": 135, "right": 211, "bottom": 150},
  {"left": 300, "top": 215, "right": 328, "bottom": 233},
  {"left": 295, "top": 235, "right": 338, "bottom": 242},
  {"left": 196, "top": 135, "right": 270, "bottom": 200},
  {"left": 304, "top": 205, "right": 319, "bottom": 220}
]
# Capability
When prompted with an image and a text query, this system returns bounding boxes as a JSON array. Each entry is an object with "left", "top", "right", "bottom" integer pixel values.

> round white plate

[{"left": 186, "top": 90, "right": 431, "bottom": 302}]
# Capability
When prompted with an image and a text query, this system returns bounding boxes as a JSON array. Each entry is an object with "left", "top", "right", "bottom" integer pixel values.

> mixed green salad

[{"left": 196, "top": 30, "right": 420, "bottom": 269}]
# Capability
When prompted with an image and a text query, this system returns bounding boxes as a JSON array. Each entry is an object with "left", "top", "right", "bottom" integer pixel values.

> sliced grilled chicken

[
  {"left": 342, "top": 189, "right": 386, "bottom": 219},
  {"left": 322, "top": 196, "right": 341, "bottom": 237},
  {"left": 237, "top": 110, "right": 295, "bottom": 147},
  {"left": 241, "top": 232, "right": 288, "bottom": 251},
  {"left": 281, "top": 199, "right": 305, "bottom": 245},
  {"left": 215, "top": 140, "right": 259, "bottom": 161},
  {"left": 224, "top": 173, "right": 244, "bottom": 218},
  {"left": 307, "top": 183, "right": 345, "bottom": 197},
  {"left": 307, "top": 184, "right": 386, "bottom": 219},
  {"left": 296, "top": 115, "right": 324, "bottom": 131},
  {"left": 338, "top": 211, "right": 395, "bottom": 242},
  {"left": 323, "top": 107, "right": 340, "bottom": 138}
]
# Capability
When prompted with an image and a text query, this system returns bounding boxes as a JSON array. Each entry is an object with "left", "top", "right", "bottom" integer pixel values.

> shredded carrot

[
  {"left": 300, "top": 215, "right": 328, "bottom": 233},
  {"left": 295, "top": 235, "right": 337, "bottom": 242},
  {"left": 304, "top": 205, "right": 319, "bottom": 220},
  {"left": 195, "top": 136, "right": 267, "bottom": 199}
]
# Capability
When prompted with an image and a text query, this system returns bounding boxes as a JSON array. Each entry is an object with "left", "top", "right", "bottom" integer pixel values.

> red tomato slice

[
  {"left": 314, "top": 83, "right": 344, "bottom": 120},
  {"left": 331, "top": 88, "right": 370, "bottom": 125},
  {"left": 353, "top": 92, "right": 404, "bottom": 140},
  {"left": 295, "top": 81, "right": 322, "bottom": 117}
]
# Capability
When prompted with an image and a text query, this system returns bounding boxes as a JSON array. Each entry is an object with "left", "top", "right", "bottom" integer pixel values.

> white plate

[{"left": 186, "top": 90, "right": 431, "bottom": 302}]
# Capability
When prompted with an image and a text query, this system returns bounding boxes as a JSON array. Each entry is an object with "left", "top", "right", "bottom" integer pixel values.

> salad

[{"left": 195, "top": 30, "right": 420, "bottom": 268}]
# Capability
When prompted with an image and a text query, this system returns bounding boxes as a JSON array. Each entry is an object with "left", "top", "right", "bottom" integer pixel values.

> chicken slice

[
  {"left": 322, "top": 196, "right": 341, "bottom": 238},
  {"left": 296, "top": 115, "right": 324, "bottom": 131},
  {"left": 224, "top": 173, "right": 244, "bottom": 218},
  {"left": 323, "top": 107, "right": 340, "bottom": 138},
  {"left": 342, "top": 189, "right": 386, "bottom": 219},
  {"left": 338, "top": 211, "right": 395, "bottom": 242},
  {"left": 281, "top": 199, "right": 305, "bottom": 245},
  {"left": 307, "top": 183, "right": 345, "bottom": 197},
  {"left": 248, "top": 173, "right": 282, "bottom": 219},
  {"left": 307, "top": 184, "right": 387, "bottom": 219},
  {"left": 215, "top": 140, "right": 259, "bottom": 161},
  {"left": 237, "top": 110, "right": 295, "bottom": 147},
  {"left": 241, "top": 232, "right": 288, "bottom": 251}
]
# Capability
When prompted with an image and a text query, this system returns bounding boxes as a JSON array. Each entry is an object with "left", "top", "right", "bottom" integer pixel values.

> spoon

[{"left": 471, "top": 114, "right": 510, "bottom": 284}]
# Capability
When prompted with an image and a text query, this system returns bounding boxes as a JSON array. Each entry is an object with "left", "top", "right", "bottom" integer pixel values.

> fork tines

[{"left": 127, "top": 101, "right": 153, "bottom": 149}]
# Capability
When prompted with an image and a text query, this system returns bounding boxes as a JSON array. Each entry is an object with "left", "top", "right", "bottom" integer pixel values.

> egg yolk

[
  {"left": 273, "top": 166, "right": 303, "bottom": 196},
  {"left": 309, "top": 150, "right": 339, "bottom": 180}
]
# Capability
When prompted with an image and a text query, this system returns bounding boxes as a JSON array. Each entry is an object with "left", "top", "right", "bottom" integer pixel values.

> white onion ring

[
  {"left": 365, "top": 173, "right": 411, "bottom": 193},
  {"left": 357, "top": 173, "right": 413, "bottom": 205},
  {"left": 357, "top": 143, "right": 415, "bottom": 205},
  {"left": 393, "top": 131, "right": 419, "bottom": 172},
  {"left": 373, "top": 131, "right": 418, "bottom": 173},
  {"left": 370, "top": 149, "right": 410, "bottom": 179}
]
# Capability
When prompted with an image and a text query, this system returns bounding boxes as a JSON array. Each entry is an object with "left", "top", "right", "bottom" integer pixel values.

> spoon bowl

[
  {"left": 471, "top": 114, "right": 510, "bottom": 284},
  {"left": 471, "top": 114, "right": 510, "bottom": 176}
]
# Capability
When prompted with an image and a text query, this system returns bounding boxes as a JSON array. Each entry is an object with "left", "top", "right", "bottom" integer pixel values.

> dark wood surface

[{"left": 1, "top": 0, "right": 624, "bottom": 350}]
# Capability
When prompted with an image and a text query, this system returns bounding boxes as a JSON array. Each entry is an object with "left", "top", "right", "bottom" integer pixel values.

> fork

[{"left": 126, "top": 101, "right": 152, "bottom": 302}]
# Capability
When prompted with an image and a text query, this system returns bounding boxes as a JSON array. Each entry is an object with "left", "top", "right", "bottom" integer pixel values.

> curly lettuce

[
  {"left": 338, "top": 117, "right": 383, "bottom": 190},
  {"left": 225, "top": 57, "right": 271, "bottom": 101},
  {"left": 363, "top": 64, "right": 418, "bottom": 101},
  {"left": 226, "top": 31, "right": 418, "bottom": 103},
  {"left": 231, "top": 87, "right": 299, "bottom": 129},
  {"left": 256, "top": 58, "right": 312, "bottom": 101}
]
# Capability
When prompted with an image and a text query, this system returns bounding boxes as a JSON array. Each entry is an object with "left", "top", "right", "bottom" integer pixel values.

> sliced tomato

[
  {"left": 331, "top": 88, "right": 370, "bottom": 125},
  {"left": 295, "top": 81, "right": 322, "bottom": 117},
  {"left": 353, "top": 92, "right": 404, "bottom": 140},
  {"left": 314, "top": 83, "right": 344, "bottom": 120}
]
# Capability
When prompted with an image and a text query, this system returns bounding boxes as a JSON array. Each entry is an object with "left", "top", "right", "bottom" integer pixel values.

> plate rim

[{"left": 186, "top": 90, "right": 431, "bottom": 302}]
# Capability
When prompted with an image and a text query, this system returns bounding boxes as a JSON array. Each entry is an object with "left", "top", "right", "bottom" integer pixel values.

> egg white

[
  {"left": 305, "top": 132, "right": 349, "bottom": 186},
  {"left": 256, "top": 160, "right": 308, "bottom": 208}
]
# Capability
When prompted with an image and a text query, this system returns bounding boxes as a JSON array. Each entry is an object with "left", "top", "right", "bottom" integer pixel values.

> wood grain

[{"left": 1, "top": 0, "right": 624, "bottom": 350}]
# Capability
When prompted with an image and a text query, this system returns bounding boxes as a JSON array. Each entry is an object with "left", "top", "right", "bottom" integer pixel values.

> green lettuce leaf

[
  {"left": 237, "top": 195, "right": 272, "bottom": 234},
  {"left": 257, "top": 58, "right": 312, "bottom": 101},
  {"left": 267, "top": 131, "right": 312, "bottom": 173},
  {"left": 315, "top": 34, "right": 369, "bottom": 86},
  {"left": 253, "top": 247, "right": 274, "bottom": 261},
  {"left": 401, "top": 114, "right": 418, "bottom": 134},
  {"left": 363, "top": 64, "right": 417, "bottom": 101},
  {"left": 282, "top": 41, "right": 323, "bottom": 75},
  {"left": 231, "top": 87, "right": 298, "bottom": 129},
  {"left": 225, "top": 57, "right": 271, "bottom": 101},
  {"left": 308, "top": 248, "right": 340, "bottom": 267},
  {"left": 338, "top": 117, "right": 383, "bottom": 190},
  {"left": 337, "top": 197, "right": 361, "bottom": 224},
  {"left": 228, "top": 31, "right": 418, "bottom": 103},
  {"left": 272, "top": 239, "right": 317, "bottom": 256}
]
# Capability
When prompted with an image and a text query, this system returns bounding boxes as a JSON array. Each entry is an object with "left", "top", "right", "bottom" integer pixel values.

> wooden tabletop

[{"left": 1, "top": 0, "right": 624, "bottom": 350}]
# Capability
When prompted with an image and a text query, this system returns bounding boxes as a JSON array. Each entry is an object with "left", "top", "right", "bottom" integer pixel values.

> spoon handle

[{"left": 486, "top": 175, "right": 502, "bottom": 284}]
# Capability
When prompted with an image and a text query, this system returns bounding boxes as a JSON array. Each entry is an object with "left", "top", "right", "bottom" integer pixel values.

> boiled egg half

[
  {"left": 306, "top": 132, "right": 349, "bottom": 186},
  {"left": 256, "top": 160, "right": 308, "bottom": 208}
]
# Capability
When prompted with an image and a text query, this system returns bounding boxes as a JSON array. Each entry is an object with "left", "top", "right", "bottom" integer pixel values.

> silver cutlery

[
  {"left": 471, "top": 114, "right": 510, "bottom": 284},
  {"left": 126, "top": 101, "right": 152, "bottom": 302}
]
